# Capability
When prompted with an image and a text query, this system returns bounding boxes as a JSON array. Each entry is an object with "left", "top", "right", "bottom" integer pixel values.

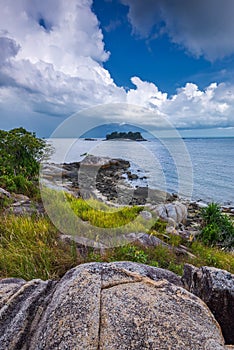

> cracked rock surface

[
  {"left": 182, "top": 264, "right": 234, "bottom": 345},
  {"left": 0, "top": 262, "right": 231, "bottom": 349}
]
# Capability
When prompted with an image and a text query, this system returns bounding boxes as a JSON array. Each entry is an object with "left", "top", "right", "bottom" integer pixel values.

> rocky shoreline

[
  {"left": 1, "top": 155, "right": 233, "bottom": 238},
  {"left": 41, "top": 154, "right": 234, "bottom": 209},
  {"left": 1, "top": 155, "right": 234, "bottom": 349}
]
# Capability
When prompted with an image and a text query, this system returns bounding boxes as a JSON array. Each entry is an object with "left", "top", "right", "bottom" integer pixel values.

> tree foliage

[
  {"left": 0, "top": 127, "right": 49, "bottom": 195},
  {"left": 199, "top": 203, "right": 234, "bottom": 248},
  {"left": 106, "top": 131, "right": 146, "bottom": 141},
  {"left": 0, "top": 127, "right": 47, "bottom": 178}
]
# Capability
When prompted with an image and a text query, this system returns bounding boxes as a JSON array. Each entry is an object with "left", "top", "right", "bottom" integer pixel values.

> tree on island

[{"left": 106, "top": 131, "right": 146, "bottom": 141}]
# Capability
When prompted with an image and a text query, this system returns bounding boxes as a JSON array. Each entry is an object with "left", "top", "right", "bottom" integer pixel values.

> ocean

[{"left": 48, "top": 137, "right": 234, "bottom": 206}]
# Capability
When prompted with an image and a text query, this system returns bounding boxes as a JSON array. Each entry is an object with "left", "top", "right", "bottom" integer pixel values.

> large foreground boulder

[
  {"left": 182, "top": 264, "right": 234, "bottom": 345},
  {"left": 0, "top": 262, "right": 231, "bottom": 349}
]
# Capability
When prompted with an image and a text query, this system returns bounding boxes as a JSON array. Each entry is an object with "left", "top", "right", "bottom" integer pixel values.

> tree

[
  {"left": 0, "top": 128, "right": 50, "bottom": 195},
  {"left": 0, "top": 127, "right": 48, "bottom": 179}
]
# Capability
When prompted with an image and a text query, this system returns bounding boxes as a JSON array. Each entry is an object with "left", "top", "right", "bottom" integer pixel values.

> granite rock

[
  {"left": 0, "top": 262, "right": 231, "bottom": 349},
  {"left": 182, "top": 264, "right": 234, "bottom": 345}
]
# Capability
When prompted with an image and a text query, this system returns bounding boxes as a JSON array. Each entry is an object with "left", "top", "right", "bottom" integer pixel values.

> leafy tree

[
  {"left": 0, "top": 127, "right": 47, "bottom": 178},
  {"left": 0, "top": 127, "right": 49, "bottom": 195}
]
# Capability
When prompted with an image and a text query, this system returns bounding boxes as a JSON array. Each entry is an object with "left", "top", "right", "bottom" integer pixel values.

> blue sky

[
  {"left": 93, "top": 0, "right": 233, "bottom": 95},
  {"left": 0, "top": 0, "right": 234, "bottom": 137}
]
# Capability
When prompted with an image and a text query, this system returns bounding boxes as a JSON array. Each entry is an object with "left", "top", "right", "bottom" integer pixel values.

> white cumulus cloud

[
  {"left": 0, "top": 0, "right": 233, "bottom": 135},
  {"left": 127, "top": 78, "right": 234, "bottom": 129},
  {"left": 0, "top": 0, "right": 125, "bottom": 124}
]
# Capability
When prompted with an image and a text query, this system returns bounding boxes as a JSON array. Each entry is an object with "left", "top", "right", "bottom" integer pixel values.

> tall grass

[
  {"left": 0, "top": 214, "right": 78, "bottom": 280},
  {"left": 0, "top": 192, "right": 234, "bottom": 281}
]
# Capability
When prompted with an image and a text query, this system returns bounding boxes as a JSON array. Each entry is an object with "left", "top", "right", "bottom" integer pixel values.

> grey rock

[
  {"left": 147, "top": 188, "right": 174, "bottom": 204},
  {"left": 151, "top": 201, "right": 188, "bottom": 228},
  {"left": 0, "top": 262, "right": 230, "bottom": 349},
  {"left": 182, "top": 264, "right": 234, "bottom": 345},
  {"left": 125, "top": 232, "right": 169, "bottom": 248},
  {"left": 6, "top": 202, "right": 44, "bottom": 216},
  {"left": 0, "top": 188, "right": 11, "bottom": 199},
  {"left": 107, "top": 261, "right": 183, "bottom": 286},
  {"left": 60, "top": 234, "right": 108, "bottom": 250},
  {"left": 139, "top": 210, "right": 152, "bottom": 220},
  {"left": 0, "top": 278, "right": 25, "bottom": 309},
  {"left": 0, "top": 279, "right": 55, "bottom": 350}
]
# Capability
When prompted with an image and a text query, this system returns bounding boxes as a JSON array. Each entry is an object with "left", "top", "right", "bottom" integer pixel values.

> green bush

[
  {"left": 199, "top": 203, "right": 234, "bottom": 248},
  {"left": 0, "top": 175, "right": 40, "bottom": 198},
  {"left": 0, "top": 127, "right": 50, "bottom": 196}
]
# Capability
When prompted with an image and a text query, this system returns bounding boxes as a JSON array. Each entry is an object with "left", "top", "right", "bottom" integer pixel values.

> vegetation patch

[
  {"left": 0, "top": 127, "right": 50, "bottom": 197},
  {"left": 199, "top": 202, "right": 234, "bottom": 248},
  {"left": 0, "top": 214, "right": 78, "bottom": 280}
]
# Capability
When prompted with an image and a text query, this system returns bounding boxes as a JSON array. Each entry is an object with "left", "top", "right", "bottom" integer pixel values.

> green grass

[
  {"left": 40, "top": 187, "right": 155, "bottom": 246},
  {"left": 86, "top": 237, "right": 234, "bottom": 276},
  {"left": 66, "top": 193, "right": 143, "bottom": 228},
  {"left": 0, "top": 214, "right": 79, "bottom": 280},
  {"left": 0, "top": 192, "right": 234, "bottom": 281}
]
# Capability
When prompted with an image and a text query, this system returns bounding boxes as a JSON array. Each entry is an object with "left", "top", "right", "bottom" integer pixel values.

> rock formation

[
  {"left": 182, "top": 264, "right": 234, "bottom": 345},
  {"left": 0, "top": 262, "right": 232, "bottom": 349},
  {"left": 148, "top": 201, "right": 188, "bottom": 234}
]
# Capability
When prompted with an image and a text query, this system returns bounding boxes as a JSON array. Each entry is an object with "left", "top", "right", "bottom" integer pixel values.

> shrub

[
  {"left": 199, "top": 203, "right": 234, "bottom": 248},
  {"left": 0, "top": 127, "right": 50, "bottom": 196}
]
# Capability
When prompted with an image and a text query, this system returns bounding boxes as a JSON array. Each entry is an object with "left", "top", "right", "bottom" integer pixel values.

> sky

[{"left": 0, "top": 0, "right": 234, "bottom": 137}]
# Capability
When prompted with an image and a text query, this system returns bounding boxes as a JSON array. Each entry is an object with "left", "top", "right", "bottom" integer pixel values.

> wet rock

[{"left": 127, "top": 173, "right": 138, "bottom": 180}]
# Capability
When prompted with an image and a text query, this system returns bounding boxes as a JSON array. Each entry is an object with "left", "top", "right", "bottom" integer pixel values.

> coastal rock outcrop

[
  {"left": 0, "top": 262, "right": 231, "bottom": 349},
  {"left": 41, "top": 156, "right": 173, "bottom": 205},
  {"left": 182, "top": 264, "right": 234, "bottom": 345},
  {"left": 149, "top": 201, "right": 188, "bottom": 232}
]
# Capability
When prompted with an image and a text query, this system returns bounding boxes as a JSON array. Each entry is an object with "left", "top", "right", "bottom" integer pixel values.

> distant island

[{"left": 106, "top": 131, "right": 146, "bottom": 141}]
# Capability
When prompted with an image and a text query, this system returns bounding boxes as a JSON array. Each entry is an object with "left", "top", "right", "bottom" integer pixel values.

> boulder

[
  {"left": 182, "top": 264, "right": 234, "bottom": 345},
  {"left": 150, "top": 201, "right": 188, "bottom": 229},
  {"left": 0, "top": 188, "right": 11, "bottom": 199},
  {"left": 80, "top": 155, "right": 129, "bottom": 168},
  {"left": 107, "top": 261, "right": 183, "bottom": 286},
  {"left": 0, "top": 278, "right": 55, "bottom": 350},
  {"left": 125, "top": 232, "right": 169, "bottom": 248},
  {"left": 0, "top": 262, "right": 230, "bottom": 349},
  {"left": 139, "top": 210, "right": 152, "bottom": 221}
]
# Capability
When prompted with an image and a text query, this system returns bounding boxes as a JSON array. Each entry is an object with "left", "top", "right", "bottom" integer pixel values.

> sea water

[{"left": 48, "top": 137, "right": 234, "bottom": 205}]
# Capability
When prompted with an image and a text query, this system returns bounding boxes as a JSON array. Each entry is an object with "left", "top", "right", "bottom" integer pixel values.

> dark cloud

[
  {"left": 0, "top": 37, "right": 20, "bottom": 64},
  {"left": 121, "top": 0, "right": 234, "bottom": 60}
]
